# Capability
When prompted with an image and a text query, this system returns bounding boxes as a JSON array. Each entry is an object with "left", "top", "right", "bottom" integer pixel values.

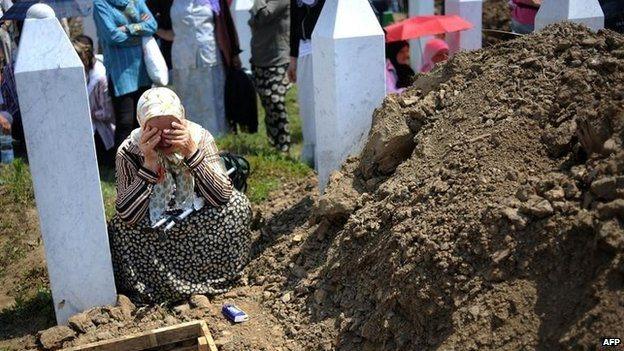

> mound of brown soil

[
  {"left": 244, "top": 23, "right": 624, "bottom": 350},
  {"left": 316, "top": 23, "right": 624, "bottom": 350},
  {"left": 483, "top": 0, "right": 511, "bottom": 31}
]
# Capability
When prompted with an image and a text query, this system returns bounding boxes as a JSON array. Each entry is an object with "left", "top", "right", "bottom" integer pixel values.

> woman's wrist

[
  {"left": 184, "top": 145, "right": 199, "bottom": 159},
  {"left": 143, "top": 157, "right": 159, "bottom": 172}
]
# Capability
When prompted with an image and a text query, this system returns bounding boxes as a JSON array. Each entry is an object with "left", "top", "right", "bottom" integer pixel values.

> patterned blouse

[{"left": 115, "top": 129, "right": 233, "bottom": 225}]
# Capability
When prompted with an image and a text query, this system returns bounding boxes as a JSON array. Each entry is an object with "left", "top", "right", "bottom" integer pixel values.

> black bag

[
  {"left": 220, "top": 151, "right": 250, "bottom": 193},
  {"left": 224, "top": 68, "right": 258, "bottom": 133}
]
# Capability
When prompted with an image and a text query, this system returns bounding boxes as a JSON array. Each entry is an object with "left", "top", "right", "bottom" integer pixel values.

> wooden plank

[
  {"left": 173, "top": 346, "right": 198, "bottom": 351},
  {"left": 64, "top": 321, "right": 203, "bottom": 351},
  {"left": 198, "top": 322, "right": 218, "bottom": 351},
  {"left": 197, "top": 337, "right": 209, "bottom": 351}
]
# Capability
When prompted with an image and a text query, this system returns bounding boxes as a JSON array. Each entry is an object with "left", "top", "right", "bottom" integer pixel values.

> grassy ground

[
  {"left": 0, "top": 86, "right": 310, "bottom": 338},
  {"left": 0, "top": 159, "right": 34, "bottom": 280}
]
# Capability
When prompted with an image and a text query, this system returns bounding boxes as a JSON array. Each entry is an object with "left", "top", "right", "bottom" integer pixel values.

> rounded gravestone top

[{"left": 26, "top": 4, "right": 56, "bottom": 19}]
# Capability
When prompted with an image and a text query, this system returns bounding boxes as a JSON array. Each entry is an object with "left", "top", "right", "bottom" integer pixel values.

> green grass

[
  {"left": 0, "top": 159, "right": 35, "bottom": 280},
  {"left": 0, "top": 159, "right": 34, "bottom": 206},
  {"left": 216, "top": 86, "right": 311, "bottom": 203},
  {"left": 99, "top": 167, "right": 117, "bottom": 220}
]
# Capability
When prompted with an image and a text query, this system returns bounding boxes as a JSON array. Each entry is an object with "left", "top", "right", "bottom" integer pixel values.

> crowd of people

[{"left": 0, "top": 0, "right": 452, "bottom": 169}]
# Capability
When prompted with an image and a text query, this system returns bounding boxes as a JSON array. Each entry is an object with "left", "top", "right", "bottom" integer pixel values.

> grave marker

[
  {"left": 14, "top": 5, "right": 117, "bottom": 325},
  {"left": 535, "top": 0, "right": 604, "bottom": 32},
  {"left": 230, "top": 0, "right": 253, "bottom": 71},
  {"left": 445, "top": 0, "right": 483, "bottom": 53},
  {"left": 408, "top": 0, "right": 434, "bottom": 71},
  {"left": 312, "top": 0, "right": 386, "bottom": 191}
]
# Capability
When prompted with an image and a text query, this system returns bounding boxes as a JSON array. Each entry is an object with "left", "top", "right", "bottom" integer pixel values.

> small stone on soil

[
  {"left": 190, "top": 294, "right": 211, "bottom": 309},
  {"left": 38, "top": 326, "right": 76, "bottom": 350}
]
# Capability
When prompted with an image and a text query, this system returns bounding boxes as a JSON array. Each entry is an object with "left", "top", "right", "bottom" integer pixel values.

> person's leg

[
  {"left": 255, "top": 65, "right": 291, "bottom": 152},
  {"left": 253, "top": 66, "right": 274, "bottom": 144},
  {"left": 267, "top": 65, "right": 291, "bottom": 152},
  {"left": 297, "top": 54, "right": 316, "bottom": 167},
  {"left": 94, "top": 132, "right": 107, "bottom": 167},
  {"left": 212, "top": 64, "right": 228, "bottom": 136},
  {"left": 131, "top": 86, "right": 149, "bottom": 130},
  {"left": 112, "top": 85, "right": 149, "bottom": 150},
  {"left": 112, "top": 91, "right": 136, "bottom": 151}
]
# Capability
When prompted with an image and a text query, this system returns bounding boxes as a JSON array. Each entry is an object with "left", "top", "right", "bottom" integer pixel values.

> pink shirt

[
  {"left": 88, "top": 60, "right": 116, "bottom": 150},
  {"left": 385, "top": 60, "right": 405, "bottom": 95},
  {"left": 510, "top": 0, "right": 539, "bottom": 26}
]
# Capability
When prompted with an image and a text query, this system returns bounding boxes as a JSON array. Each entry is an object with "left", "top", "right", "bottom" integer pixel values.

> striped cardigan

[{"left": 115, "top": 130, "right": 233, "bottom": 225}]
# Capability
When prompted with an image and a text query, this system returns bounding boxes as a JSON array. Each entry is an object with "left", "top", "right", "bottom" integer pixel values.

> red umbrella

[{"left": 385, "top": 15, "right": 473, "bottom": 42}]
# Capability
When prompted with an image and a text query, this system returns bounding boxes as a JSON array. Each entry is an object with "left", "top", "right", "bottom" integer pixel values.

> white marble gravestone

[
  {"left": 408, "top": 0, "right": 434, "bottom": 71},
  {"left": 231, "top": 0, "right": 253, "bottom": 71},
  {"left": 14, "top": 5, "right": 117, "bottom": 325},
  {"left": 445, "top": 0, "right": 483, "bottom": 54},
  {"left": 312, "top": 0, "right": 386, "bottom": 191},
  {"left": 535, "top": 0, "right": 604, "bottom": 32}
]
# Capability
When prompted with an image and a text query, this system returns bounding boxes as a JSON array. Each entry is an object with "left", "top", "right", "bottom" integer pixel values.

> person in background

[
  {"left": 171, "top": 0, "right": 241, "bottom": 137},
  {"left": 420, "top": 38, "right": 449, "bottom": 73},
  {"left": 73, "top": 37, "right": 116, "bottom": 167},
  {"left": 109, "top": 87, "right": 251, "bottom": 302},
  {"left": 599, "top": 0, "right": 624, "bottom": 33},
  {"left": 370, "top": 0, "right": 388, "bottom": 24},
  {"left": 385, "top": 40, "right": 415, "bottom": 94},
  {"left": 509, "top": 0, "right": 540, "bottom": 34},
  {"left": 146, "top": 0, "right": 174, "bottom": 68},
  {"left": 288, "top": 0, "right": 325, "bottom": 167},
  {"left": 249, "top": 0, "right": 291, "bottom": 153},
  {"left": 93, "top": 0, "right": 157, "bottom": 151},
  {"left": 0, "top": 111, "right": 10, "bottom": 135},
  {"left": 1, "top": 45, "right": 22, "bottom": 157}
]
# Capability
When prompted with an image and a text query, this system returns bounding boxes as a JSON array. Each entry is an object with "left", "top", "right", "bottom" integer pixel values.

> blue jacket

[{"left": 93, "top": 0, "right": 157, "bottom": 97}]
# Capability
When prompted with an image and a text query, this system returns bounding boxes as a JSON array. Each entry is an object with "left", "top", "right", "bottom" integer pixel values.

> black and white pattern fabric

[
  {"left": 108, "top": 190, "right": 252, "bottom": 302},
  {"left": 253, "top": 64, "right": 292, "bottom": 152}
]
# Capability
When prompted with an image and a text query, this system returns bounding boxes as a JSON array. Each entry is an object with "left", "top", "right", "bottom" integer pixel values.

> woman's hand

[
  {"left": 118, "top": 25, "right": 128, "bottom": 32},
  {"left": 0, "top": 115, "right": 10, "bottom": 134},
  {"left": 139, "top": 125, "right": 161, "bottom": 171},
  {"left": 164, "top": 121, "right": 198, "bottom": 158},
  {"left": 287, "top": 56, "right": 297, "bottom": 83},
  {"left": 156, "top": 28, "right": 175, "bottom": 41}
]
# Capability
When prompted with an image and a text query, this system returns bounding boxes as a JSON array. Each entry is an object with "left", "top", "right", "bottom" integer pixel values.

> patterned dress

[{"left": 108, "top": 129, "right": 252, "bottom": 302}]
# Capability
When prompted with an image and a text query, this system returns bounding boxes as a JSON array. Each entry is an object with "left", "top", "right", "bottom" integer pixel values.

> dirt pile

[
  {"left": 323, "top": 23, "right": 624, "bottom": 349},
  {"left": 245, "top": 23, "right": 624, "bottom": 350},
  {"left": 483, "top": 0, "right": 511, "bottom": 32}
]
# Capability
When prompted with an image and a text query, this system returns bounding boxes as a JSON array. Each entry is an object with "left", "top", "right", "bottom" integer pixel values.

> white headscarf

[{"left": 130, "top": 87, "right": 204, "bottom": 226}]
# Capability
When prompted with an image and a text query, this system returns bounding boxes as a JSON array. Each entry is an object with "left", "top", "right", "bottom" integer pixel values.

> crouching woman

[{"left": 108, "top": 87, "right": 251, "bottom": 303}]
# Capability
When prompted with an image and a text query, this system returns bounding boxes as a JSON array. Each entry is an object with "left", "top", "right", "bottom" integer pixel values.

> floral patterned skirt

[{"left": 108, "top": 190, "right": 252, "bottom": 303}]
